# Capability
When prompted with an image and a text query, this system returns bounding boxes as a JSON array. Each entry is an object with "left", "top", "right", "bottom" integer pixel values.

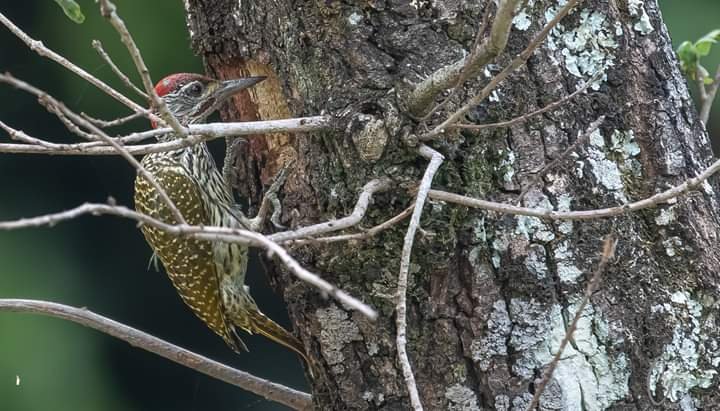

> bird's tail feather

[{"left": 246, "top": 308, "right": 310, "bottom": 365}]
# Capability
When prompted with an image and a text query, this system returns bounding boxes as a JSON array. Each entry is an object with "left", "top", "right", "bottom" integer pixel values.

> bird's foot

[{"left": 243, "top": 160, "right": 294, "bottom": 231}]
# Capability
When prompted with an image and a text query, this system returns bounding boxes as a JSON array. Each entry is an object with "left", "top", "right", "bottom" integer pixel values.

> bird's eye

[{"left": 186, "top": 82, "right": 203, "bottom": 97}]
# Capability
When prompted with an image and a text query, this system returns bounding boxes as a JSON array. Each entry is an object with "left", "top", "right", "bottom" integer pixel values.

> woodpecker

[{"left": 134, "top": 73, "right": 308, "bottom": 363}]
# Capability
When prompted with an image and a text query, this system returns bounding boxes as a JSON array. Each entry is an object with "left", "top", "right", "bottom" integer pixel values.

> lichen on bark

[{"left": 185, "top": 0, "right": 720, "bottom": 408}]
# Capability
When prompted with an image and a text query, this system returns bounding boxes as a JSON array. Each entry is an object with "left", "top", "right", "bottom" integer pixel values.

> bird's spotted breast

[{"left": 134, "top": 155, "right": 241, "bottom": 351}]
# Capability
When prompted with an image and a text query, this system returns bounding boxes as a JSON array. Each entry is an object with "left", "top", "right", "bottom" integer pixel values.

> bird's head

[{"left": 151, "top": 73, "right": 266, "bottom": 128}]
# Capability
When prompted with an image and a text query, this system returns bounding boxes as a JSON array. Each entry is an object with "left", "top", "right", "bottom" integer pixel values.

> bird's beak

[{"left": 215, "top": 76, "right": 266, "bottom": 102}]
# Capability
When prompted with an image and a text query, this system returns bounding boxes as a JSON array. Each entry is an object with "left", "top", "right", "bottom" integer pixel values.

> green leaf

[
  {"left": 698, "top": 29, "right": 720, "bottom": 43},
  {"left": 677, "top": 41, "right": 697, "bottom": 62},
  {"left": 695, "top": 29, "right": 720, "bottom": 57},
  {"left": 695, "top": 39, "right": 715, "bottom": 57},
  {"left": 676, "top": 41, "right": 698, "bottom": 77},
  {"left": 53, "top": 0, "right": 85, "bottom": 24}
]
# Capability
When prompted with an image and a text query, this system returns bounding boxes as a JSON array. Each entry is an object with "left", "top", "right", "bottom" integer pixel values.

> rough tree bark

[{"left": 184, "top": 0, "right": 720, "bottom": 409}]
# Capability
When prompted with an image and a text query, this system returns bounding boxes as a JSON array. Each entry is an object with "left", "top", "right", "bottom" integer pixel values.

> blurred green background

[{"left": 0, "top": 1, "right": 718, "bottom": 410}]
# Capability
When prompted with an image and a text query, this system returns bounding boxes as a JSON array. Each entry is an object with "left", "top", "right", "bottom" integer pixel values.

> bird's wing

[{"left": 134, "top": 166, "right": 247, "bottom": 352}]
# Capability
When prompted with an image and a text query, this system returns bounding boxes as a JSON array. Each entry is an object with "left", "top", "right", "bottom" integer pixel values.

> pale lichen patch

[
  {"left": 316, "top": 306, "right": 363, "bottom": 366},
  {"left": 628, "top": 0, "right": 654, "bottom": 35},
  {"left": 512, "top": 0, "right": 535, "bottom": 31},
  {"left": 509, "top": 299, "right": 630, "bottom": 410},
  {"left": 586, "top": 129, "right": 629, "bottom": 202},
  {"left": 546, "top": 7, "right": 619, "bottom": 89},
  {"left": 444, "top": 383, "right": 481, "bottom": 411},
  {"left": 513, "top": 11, "right": 532, "bottom": 31},
  {"left": 496, "top": 149, "right": 516, "bottom": 184},
  {"left": 649, "top": 292, "right": 718, "bottom": 401},
  {"left": 347, "top": 11, "right": 363, "bottom": 26},
  {"left": 553, "top": 241, "right": 583, "bottom": 283},
  {"left": 471, "top": 300, "right": 512, "bottom": 371},
  {"left": 525, "top": 244, "right": 548, "bottom": 279},
  {"left": 491, "top": 236, "right": 510, "bottom": 269},
  {"left": 515, "top": 191, "right": 555, "bottom": 243},
  {"left": 609, "top": 129, "right": 642, "bottom": 177},
  {"left": 655, "top": 208, "right": 676, "bottom": 226},
  {"left": 494, "top": 394, "right": 510, "bottom": 411},
  {"left": 556, "top": 193, "right": 574, "bottom": 234}
]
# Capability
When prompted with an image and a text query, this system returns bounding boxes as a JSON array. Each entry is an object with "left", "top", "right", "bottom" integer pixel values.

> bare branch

[
  {"left": 288, "top": 205, "right": 414, "bottom": 245},
  {"left": 92, "top": 39, "right": 148, "bottom": 99},
  {"left": 407, "top": 0, "right": 522, "bottom": 116},
  {"left": 417, "top": 3, "right": 494, "bottom": 123},
  {"left": 81, "top": 112, "right": 144, "bottom": 128},
  {"left": 396, "top": 145, "right": 444, "bottom": 411},
  {"left": 269, "top": 178, "right": 392, "bottom": 243},
  {"left": 0, "top": 202, "right": 376, "bottom": 319},
  {"left": 0, "top": 299, "right": 312, "bottom": 410},
  {"left": 1, "top": 73, "right": 187, "bottom": 225},
  {"left": 0, "top": 116, "right": 331, "bottom": 156},
  {"left": 428, "top": 150, "right": 720, "bottom": 220},
  {"left": 526, "top": 236, "right": 616, "bottom": 411},
  {"left": 39, "top": 96, "right": 99, "bottom": 141},
  {"left": 454, "top": 72, "right": 602, "bottom": 131},
  {"left": 98, "top": 0, "right": 186, "bottom": 136},
  {"left": 421, "top": 0, "right": 584, "bottom": 141},
  {"left": 699, "top": 64, "right": 720, "bottom": 126},
  {"left": 0, "top": 120, "right": 55, "bottom": 147},
  {"left": 0, "top": 12, "right": 154, "bottom": 121}
]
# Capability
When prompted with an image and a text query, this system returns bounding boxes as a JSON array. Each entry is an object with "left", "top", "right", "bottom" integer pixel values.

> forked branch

[
  {"left": 0, "top": 11, "right": 154, "bottom": 121},
  {"left": 0, "top": 202, "right": 376, "bottom": 319},
  {"left": 406, "top": 0, "right": 522, "bottom": 116},
  {"left": 421, "top": 0, "right": 584, "bottom": 140}
]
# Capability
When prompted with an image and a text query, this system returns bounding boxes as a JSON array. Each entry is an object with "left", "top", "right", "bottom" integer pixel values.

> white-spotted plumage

[{"left": 134, "top": 73, "right": 308, "bottom": 362}]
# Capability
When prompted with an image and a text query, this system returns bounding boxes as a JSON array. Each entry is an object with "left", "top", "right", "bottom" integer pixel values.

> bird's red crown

[{"left": 154, "top": 73, "right": 209, "bottom": 97}]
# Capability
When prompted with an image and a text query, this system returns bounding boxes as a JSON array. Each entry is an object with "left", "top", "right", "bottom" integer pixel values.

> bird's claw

[{"left": 244, "top": 160, "right": 294, "bottom": 231}]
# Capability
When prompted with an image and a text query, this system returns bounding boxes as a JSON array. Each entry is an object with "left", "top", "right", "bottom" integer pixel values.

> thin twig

[
  {"left": 0, "top": 120, "right": 55, "bottom": 147},
  {"left": 406, "top": 0, "right": 522, "bottom": 116},
  {"left": 98, "top": 0, "right": 186, "bottom": 135},
  {"left": 40, "top": 96, "right": 99, "bottom": 141},
  {"left": 92, "top": 39, "right": 148, "bottom": 99},
  {"left": 0, "top": 202, "right": 376, "bottom": 319},
  {"left": 454, "top": 72, "right": 602, "bottom": 131},
  {"left": 0, "top": 116, "right": 331, "bottom": 156},
  {"left": 517, "top": 116, "right": 605, "bottom": 202},
  {"left": 269, "top": 178, "right": 392, "bottom": 243},
  {"left": 396, "top": 145, "right": 444, "bottom": 411},
  {"left": 288, "top": 205, "right": 414, "bottom": 245},
  {"left": 0, "top": 299, "right": 312, "bottom": 410},
  {"left": 526, "top": 236, "right": 616, "bottom": 411},
  {"left": 81, "top": 112, "right": 144, "bottom": 128},
  {"left": 2, "top": 73, "right": 187, "bottom": 225},
  {"left": 699, "top": 64, "right": 720, "bottom": 126},
  {"left": 421, "top": 0, "right": 584, "bottom": 140},
  {"left": 428, "top": 149, "right": 720, "bottom": 219},
  {"left": 0, "top": 13, "right": 154, "bottom": 121}
]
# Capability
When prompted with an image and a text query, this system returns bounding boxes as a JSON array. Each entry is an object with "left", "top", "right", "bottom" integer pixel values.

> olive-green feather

[{"left": 134, "top": 165, "right": 245, "bottom": 352}]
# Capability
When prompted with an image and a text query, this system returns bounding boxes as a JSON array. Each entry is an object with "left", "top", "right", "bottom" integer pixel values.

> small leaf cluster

[{"left": 677, "top": 29, "right": 720, "bottom": 84}]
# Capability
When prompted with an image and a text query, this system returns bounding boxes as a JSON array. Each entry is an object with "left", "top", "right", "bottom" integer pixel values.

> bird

[{"left": 133, "top": 72, "right": 309, "bottom": 364}]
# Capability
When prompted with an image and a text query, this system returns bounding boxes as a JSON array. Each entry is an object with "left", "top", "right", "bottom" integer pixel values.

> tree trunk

[{"left": 184, "top": 0, "right": 720, "bottom": 409}]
